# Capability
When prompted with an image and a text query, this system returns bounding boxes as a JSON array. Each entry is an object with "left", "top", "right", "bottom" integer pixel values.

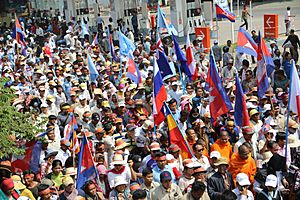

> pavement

[{"left": 99, "top": 0, "right": 300, "bottom": 47}]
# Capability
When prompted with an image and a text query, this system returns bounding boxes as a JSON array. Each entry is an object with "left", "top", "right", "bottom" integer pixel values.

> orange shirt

[
  {"left": 228, "top": 153, "right": 257, "bottom": 184},
  {"left": 211, "top": 139, "right": 232, "bottom": 162}
]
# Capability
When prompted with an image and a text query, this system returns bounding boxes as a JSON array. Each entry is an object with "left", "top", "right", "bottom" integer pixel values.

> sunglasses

[{"left": 196, "top": 148, "right": 204, "bottom": 152}]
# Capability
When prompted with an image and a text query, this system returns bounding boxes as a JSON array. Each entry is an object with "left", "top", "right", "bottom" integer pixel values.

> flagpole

[
  {"left": 230, "top": 0, "right": 234, "bottom": 43},
  {"left": 284, "top": 60, "right": 294, "bottom": 159},
  {"left": 164, "top": 102, "right": 194, "bottom": 157},
  {"left": 214, "top": 4, "right": 219, "bottom": 41},
  {"left": 249, "top": 0, "right": 253, "bottom": 32},
  {"left": 177, "top": 63, "right": 186, "bottom": 94}
]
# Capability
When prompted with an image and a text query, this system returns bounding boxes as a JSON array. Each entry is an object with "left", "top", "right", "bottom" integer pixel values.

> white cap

[
  {"left": 41, "top": 103, "right": 48, "bottom": 108},
  {"left": 264, "top": 104, "right": 272, "bottom": 111},
  {"left": 113, "top": 176, "right": 128, "bottom": 187},
  {"left": 79, "top": 95, "right": 86, "bottom": 100},
  {"left": 166, "top": 154, "right": 175, "bottom": 161},
  {"left": 214, "top": 40, "right": 218, "bottom": 44},
  {"left": 265, "top": 174, "right": 277, "bottom": 188},
  {"left": 210, "top": 151, "right": 221, "bottom": 159},
  {"left": 236, "top": 173, "right": 251, "bottom": 186}
]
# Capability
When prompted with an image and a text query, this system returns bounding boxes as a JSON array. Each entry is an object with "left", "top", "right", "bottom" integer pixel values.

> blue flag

[
  {"left": 156, "top": 36, "right": 174, "bottom": 79},
  {"left": 119, "top": 31, "right": 136, "bottom": 55},
  {"left": 87, "top": 54, "right": 99, "bottom": 82},
  {"left": 172, "top": 34, "right": 192, "bottom": 79},
  {"left": 157, "top": 6, "right": 178, "bottom": 35}
]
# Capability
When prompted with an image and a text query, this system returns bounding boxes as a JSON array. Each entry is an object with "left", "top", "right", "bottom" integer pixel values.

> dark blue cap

[{"left": 160, "top": 171, "right": 172, "bottom": 181}]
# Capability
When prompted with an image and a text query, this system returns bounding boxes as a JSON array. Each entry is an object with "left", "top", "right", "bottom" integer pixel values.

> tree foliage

[{"left": 0, "top": 78, "right": 38, "bottom": 158}]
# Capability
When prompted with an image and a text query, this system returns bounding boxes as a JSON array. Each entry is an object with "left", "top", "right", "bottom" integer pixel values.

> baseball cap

[
  {"left": 236, "top": 173, "right": 251, "bottom": 186},
  {"left": 160, "top": 171, "right": 172, "bottom": 181},
  {"left": 265, "top": 174, "right": 277, "bottom": 188}
]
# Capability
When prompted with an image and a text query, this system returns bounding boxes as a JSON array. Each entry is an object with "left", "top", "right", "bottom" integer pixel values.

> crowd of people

[{"left": 0, "top": 6, "right": 300, "bottom": 200}]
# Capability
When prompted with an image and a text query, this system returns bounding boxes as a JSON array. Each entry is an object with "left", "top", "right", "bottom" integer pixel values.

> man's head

[
  {"left": 191, "top": 181, "right": 206, "bottom": 199},
  {"left": 168, "top": 98, "right": 177, "bottom": 111},
  {"left": 142, "top": 168, "right": 153, "bottom": 184},
  {"left": 275, "top": 132, "right": 286, "bottom": 148},
  {"left": 186, "top": 128, "right": 196, "bottom": 142},
  {"left": 193, "top": 143, "right": 204, "bottom": 158},
  {"left": 242, "top": 126, "right": 254, "bottom": 142},
  {"left": 238, "top": 145, "right": 250, "bottom": 160},
  {"left": 38, "top": 184, "right": 51, "bottom": 200},
  {"left": 214, "top": 157, "right": 229, "bottom": 175},
  {"left": 155, "top": 152, "right": 167, "bottom": 169},
  {"left": 160, "top": 171, "right": 172, "bottom": 189},
  {"left": 219, "top": 131, "right": 229, "bottom": 144},
  {"left": 83, "top": 180, "right": 97, "bottom": 197}
]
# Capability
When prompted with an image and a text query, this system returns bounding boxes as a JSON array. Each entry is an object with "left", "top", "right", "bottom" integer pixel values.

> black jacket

[
  {"left": 207, "top": 171, "right": 235, "bottom": 200},
  {"left": 256, "top": 189, "right": 281, "bottom": 200}
]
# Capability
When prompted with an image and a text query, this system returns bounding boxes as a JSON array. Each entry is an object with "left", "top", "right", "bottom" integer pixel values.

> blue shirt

[{"left": 152, "top": 165, "right": 176, "bottom": 183}]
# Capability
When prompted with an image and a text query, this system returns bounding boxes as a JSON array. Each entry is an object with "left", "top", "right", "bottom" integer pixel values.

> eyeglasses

[{"left": 196, "top": 148, "right": 204, "bottom": 152}]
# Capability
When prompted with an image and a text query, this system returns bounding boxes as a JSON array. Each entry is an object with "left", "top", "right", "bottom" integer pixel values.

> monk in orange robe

[
  {"left": 228, "top": 144, "right": 257, "bottom": 184},
  {"left": 211, "top": 130, "right": 232, "bottom": 162}
]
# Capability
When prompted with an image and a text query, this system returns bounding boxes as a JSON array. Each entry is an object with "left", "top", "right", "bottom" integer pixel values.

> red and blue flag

[
  {"left": 12, "top": 17, "right": 26, "bottom": 46},
  {"left": 256, "top": 32, "right": 270, "bottom": 98},
  {"left": 172, "top": 34, "right": 193, "bottom": 80},
  {"left": 216, "top": 4, "right": 235, "bottom": 22},
  {"left": 76, "top": 135, "right": 99, "bottom": 189},
  {"left": 234, "top": 74, "right": 250, "bottom": 127},
  {"left": 126, "top": 52, "right": 142, "bottom": 85},
  {"left": 186, "top": 33, "right": 198, "bottom": 81},
  {"left": 206, "top": 55, "right": 232, "bottom": 121},
  {"left": 237, "top": 27, "right": 258, "bottom": 57},
  {"left": 11, "top": 140, "right": 42, "bottom": 173},
  {"left": 64, "top": 115, "right": 78, "bottom": 140},
  {"left": 153, "top": 59, "right": 167, "bottom": 125},
  {"left": 107, "top": 30, "right": 118, "bottom": 62}
]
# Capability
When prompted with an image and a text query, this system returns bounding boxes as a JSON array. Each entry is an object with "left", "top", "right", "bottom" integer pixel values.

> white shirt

[
  {"left": 285, "top": 10, "right": 291, "bottom": 21},
  {"left": 107, "top": 165, "right": 132, "bottom": 188},
  {"left": 56, "top": 149, "right": 71, "bottom": 166}
]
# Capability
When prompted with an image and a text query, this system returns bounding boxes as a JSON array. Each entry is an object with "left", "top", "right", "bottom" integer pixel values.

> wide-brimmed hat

[
  {"left": 44, "top": 149, "right": 58, "bottom": 160},
  {"left": 111, "top": 154, "right": 126, "bottom": 165},
  {"left": 114, "top": 139, "right": 129, "bottom": 150},
  {"left": 214, "top": 157, "right": 229, "bottom": 166},
  {"left": 142, "top": 120, "right": 154, "bottom": 130},
  {"left": 11, "top": 175, "right": 26, "bottom": 190},
  {"left": 288, "top": 119, "right": 299, "bottom": 129},
  {"left": 114, "top": 176, "right": 128, "bottom": 187},
  {"left": 65, "top": 167, "right": 77, "bottom": 176},
  {"left": 288, "top": 134, "right": 300, "bottom": 148}
]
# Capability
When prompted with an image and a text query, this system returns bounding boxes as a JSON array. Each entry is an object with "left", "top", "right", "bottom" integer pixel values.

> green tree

[{"left": 0, "top": 78, "right": 38, "bottom": 158}]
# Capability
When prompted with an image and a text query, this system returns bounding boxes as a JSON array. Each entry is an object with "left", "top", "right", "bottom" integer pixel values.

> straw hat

[
  {"left": 114, "top": 139, "right": 129, "bottom": 150},
  {"left": 65, "top": 167, "right": 77, "bottom": 176},
  {"left": 112, "top": 154, "right": 126, "bottom": 165},
  {"left": 288, "top": 134, "right": 300, "bottom": 148},
  {"left": 214, "top": 157, "right": 229, "bottom": 166},
  {"left": 11, "top": 175, "right": 26, "bottom": 190}
]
